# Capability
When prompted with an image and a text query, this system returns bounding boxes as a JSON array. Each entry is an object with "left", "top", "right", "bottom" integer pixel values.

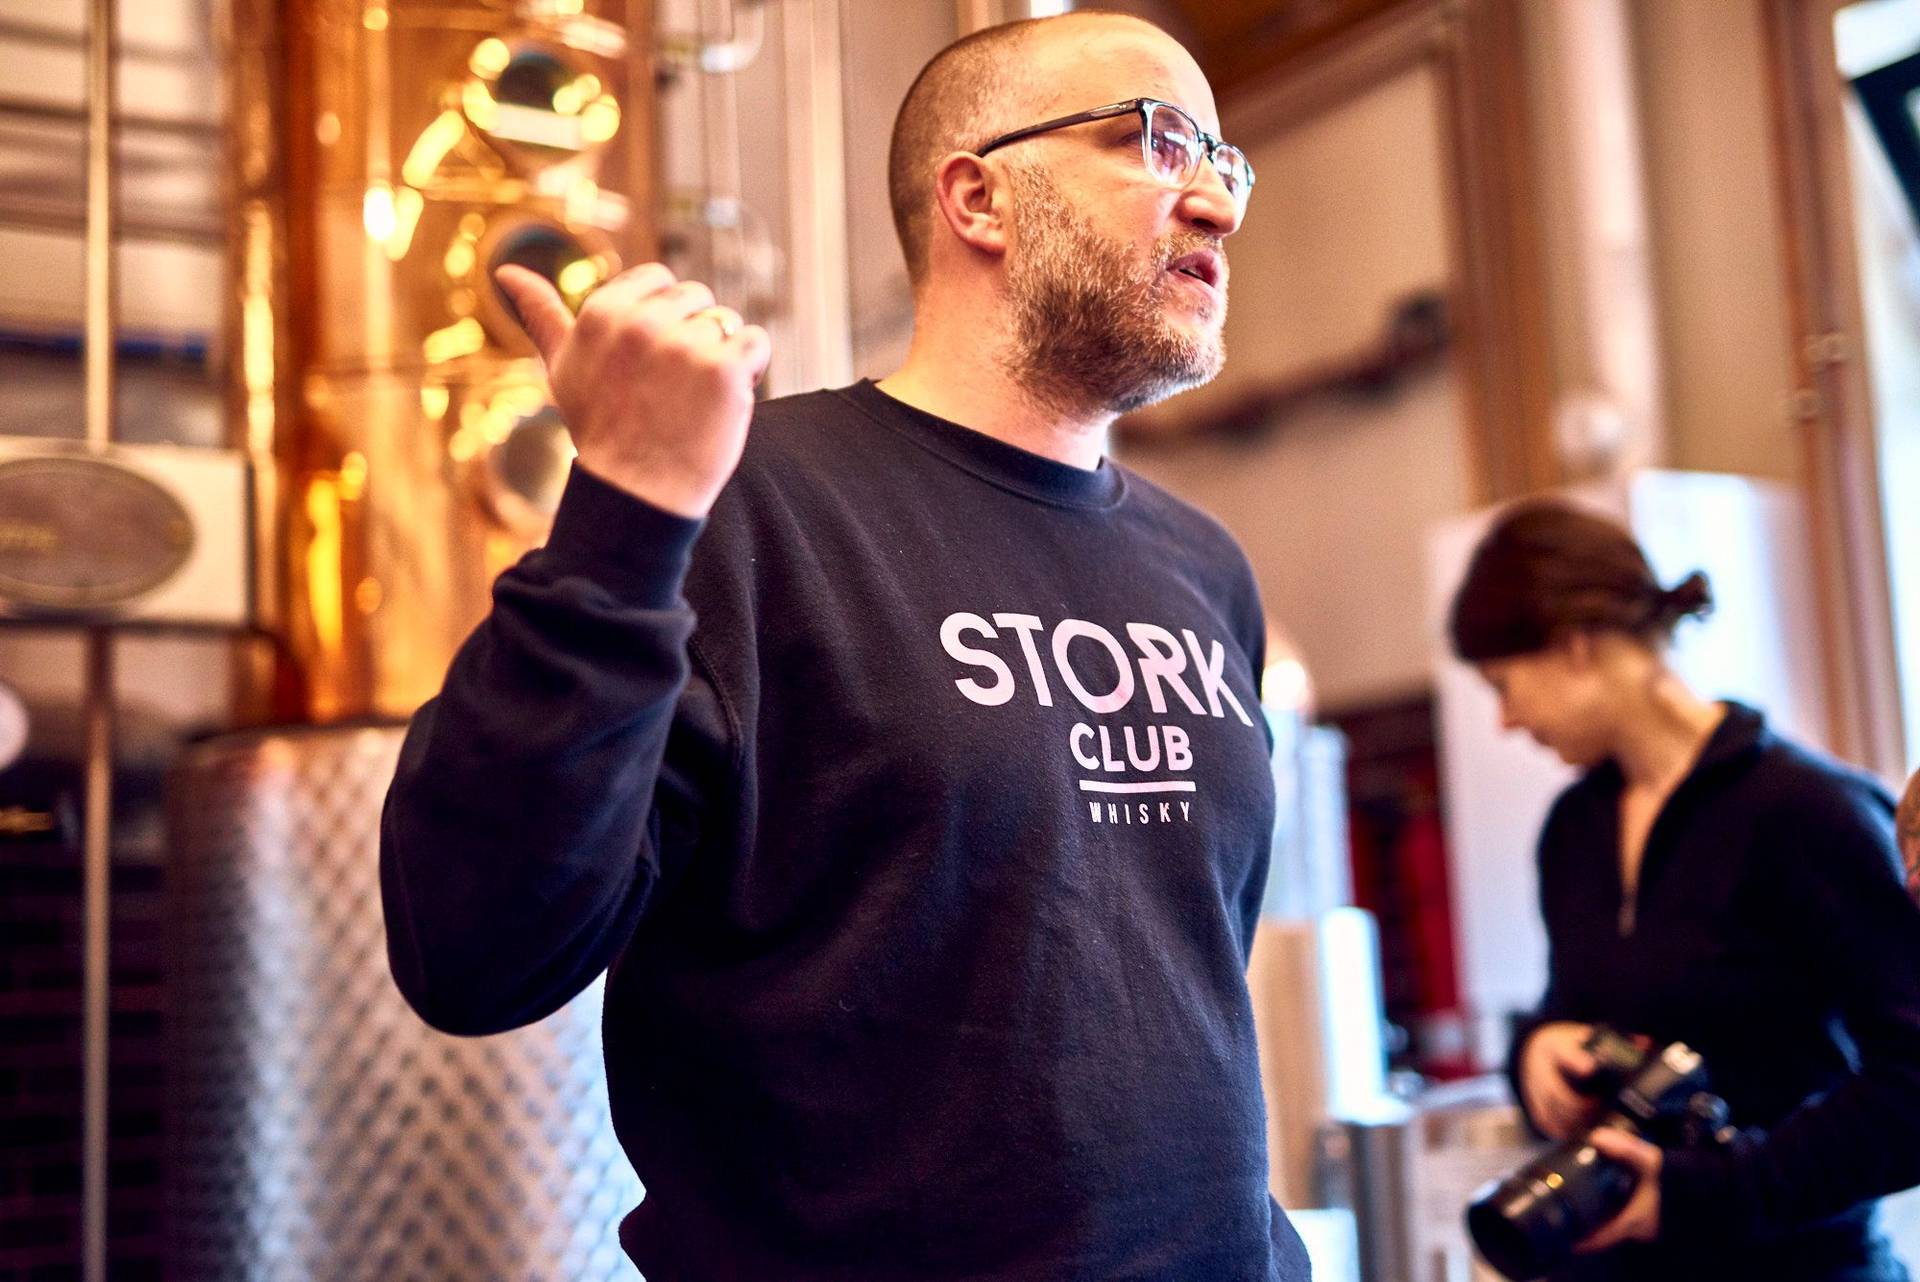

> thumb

[
  {"left": 1562, "top": 1047, "right": 1598, "bottom": 1076},
  {"left": 494, "top": 264, "right": 574, "bottom": 364}
]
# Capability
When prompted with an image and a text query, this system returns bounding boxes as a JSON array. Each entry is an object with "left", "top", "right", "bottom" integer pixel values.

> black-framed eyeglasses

[{"left": 975, "top": 97, "right": 1255, "bottom": 207}]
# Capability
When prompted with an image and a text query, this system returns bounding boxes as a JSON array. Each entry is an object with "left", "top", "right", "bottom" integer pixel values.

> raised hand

[{"left": 495, "top": 261, "right": 773, "bottom": 519}]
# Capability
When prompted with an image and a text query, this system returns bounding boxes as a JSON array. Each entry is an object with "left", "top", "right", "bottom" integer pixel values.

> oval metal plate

[{"left": 0, "top": 454, "right": 196, "bottom": 609}]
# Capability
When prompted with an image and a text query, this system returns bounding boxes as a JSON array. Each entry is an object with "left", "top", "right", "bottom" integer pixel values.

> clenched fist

[{"left": 495, "top": 261, "right": 773, "bottom": 519}]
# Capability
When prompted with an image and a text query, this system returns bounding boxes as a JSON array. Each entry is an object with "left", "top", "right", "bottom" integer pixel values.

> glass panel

[
  {"left": 1835, "top": 6, "right": 1920, "bottom": 1258},
  {"left": 1837, "top": 4, "right": 1920, "bottom": 775}
]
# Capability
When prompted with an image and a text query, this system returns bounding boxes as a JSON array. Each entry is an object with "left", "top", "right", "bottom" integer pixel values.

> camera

[{"left": 1465, "top": 1027, "right": 1733, "bottom": 1281}]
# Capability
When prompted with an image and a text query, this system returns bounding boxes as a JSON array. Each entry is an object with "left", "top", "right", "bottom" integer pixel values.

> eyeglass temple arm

[{"left": 972, "top": 100, "right": 1147, "bottom": 158}]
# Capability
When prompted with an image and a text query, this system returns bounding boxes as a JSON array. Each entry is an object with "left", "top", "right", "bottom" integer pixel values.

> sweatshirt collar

[
  {"left": 1589, "top": 700, "right": 1769, "bottom": 794},
  {"left": 1693, "top": 701, "right": 1769, "bottom": 772},
  {"left": 833, "top": 379, "right": 1126, "bottom": 511}
]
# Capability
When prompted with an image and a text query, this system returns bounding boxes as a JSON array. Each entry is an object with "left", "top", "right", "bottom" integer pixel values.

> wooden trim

[
  {"left": 1437, "top": 0, "right": 1557, "bottom": 501},
  {"left": 1193, "top": 0, "right": 1413, "bottom": 98},
  {"left": 1221, "top": 1, "right": 1453, "bottom": 133},
  {"left": 1759, "top": 0, "right": 1907, "bottom": 775},
  {"left": 1220, "top": 0, "right": 1555, "bottom": 504}
]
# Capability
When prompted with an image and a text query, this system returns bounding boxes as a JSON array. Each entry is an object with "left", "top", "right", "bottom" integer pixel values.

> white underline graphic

[{"left": 1078, "top": 780, "right": 1197, "bottom": 794}]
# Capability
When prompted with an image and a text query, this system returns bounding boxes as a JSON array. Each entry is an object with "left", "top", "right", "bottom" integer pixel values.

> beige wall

[
  {"left": 829, "top": 1, "right": 1813, "bottom": 713},
  {"left": 1123, "top": 66, "right": 1472, "bottom": 713},
  {"left": 842, "top": 2, "right": 956, "bottom": 378},
  {"left": 1630, "top": 0, "right": 1801, "bottom": 482}
]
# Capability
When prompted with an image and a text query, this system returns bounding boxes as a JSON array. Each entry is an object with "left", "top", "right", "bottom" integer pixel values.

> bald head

[{"left": 886, "top": 11, "right": 1185, "bottom": 288}]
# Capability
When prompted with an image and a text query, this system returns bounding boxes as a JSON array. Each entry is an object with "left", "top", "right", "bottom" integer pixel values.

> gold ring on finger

[{"left": 697, "top": 306, "right": 740, "bottom": 341}]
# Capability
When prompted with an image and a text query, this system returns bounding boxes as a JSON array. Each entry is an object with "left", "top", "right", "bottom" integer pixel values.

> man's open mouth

[{"left": 1167, "top": 250, "right": 1222, "bottom": 292}]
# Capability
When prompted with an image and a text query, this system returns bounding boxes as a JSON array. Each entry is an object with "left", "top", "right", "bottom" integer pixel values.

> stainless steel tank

[{"left": 167, "top": 723, "right": 642, "bottom": 1281}]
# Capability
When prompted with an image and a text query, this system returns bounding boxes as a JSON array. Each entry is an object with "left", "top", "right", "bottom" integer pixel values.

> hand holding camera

[
  {"left": 1575, "top": 1127, "right": 1664, "bottom": 1252},
  {"left": 1517, "top": 1021, "right": 1605, "bottom": 1141},
  {"left": 1469, "top": 1026, "right": 1735, "bottom": 1281}
]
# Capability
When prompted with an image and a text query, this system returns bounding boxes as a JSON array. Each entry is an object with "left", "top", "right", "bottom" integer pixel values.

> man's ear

[{"left": 930, "top": 152, "right": 1010, "bottom": 260}]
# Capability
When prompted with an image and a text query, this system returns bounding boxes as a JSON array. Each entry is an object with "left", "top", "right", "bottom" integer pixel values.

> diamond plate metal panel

[{"left": 168, "top": 724, "right": 641, "bottom": 1281}]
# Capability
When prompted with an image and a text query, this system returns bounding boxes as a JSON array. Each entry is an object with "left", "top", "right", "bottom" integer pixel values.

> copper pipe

[{"left": 82, "top": 0, "right": 118, "bottom": 1274}]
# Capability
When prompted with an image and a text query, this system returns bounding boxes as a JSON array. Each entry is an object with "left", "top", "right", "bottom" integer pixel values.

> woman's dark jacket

[{"left": 1509, "top": 703, "right": 1920, "bottom": 1281}]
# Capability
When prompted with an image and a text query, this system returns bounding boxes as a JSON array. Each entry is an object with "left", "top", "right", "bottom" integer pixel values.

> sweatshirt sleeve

[
  {"left": 1506, "top": 793, "right": 1581, "bottom": 1136},
  {"left": 1659, "top": 773, "right": 1920, "bottom": 1243},
  {"left": 379, "top": 463, "right": 734, "bottom": 1036}
]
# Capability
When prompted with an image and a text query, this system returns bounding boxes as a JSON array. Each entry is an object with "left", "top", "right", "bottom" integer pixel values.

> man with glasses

[{"left": 383, "top": 11, "right": 1312, "bottom": 1280}]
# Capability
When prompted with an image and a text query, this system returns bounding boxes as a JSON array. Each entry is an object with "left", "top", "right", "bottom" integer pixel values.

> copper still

[
  {"left": 171, "top": 4, "right": 661, "bottom": 1274},
  {"left": 229, "top": 0, "right": 656, "bottom": 723}
]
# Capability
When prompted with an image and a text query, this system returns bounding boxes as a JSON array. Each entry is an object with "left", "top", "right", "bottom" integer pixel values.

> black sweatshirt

[
  {"left": 1508, "top": 703, "right": 1920, "bottom": 1282},
  {"left": 381, "top": 381, "right": 1313, "bottom": 1281}
]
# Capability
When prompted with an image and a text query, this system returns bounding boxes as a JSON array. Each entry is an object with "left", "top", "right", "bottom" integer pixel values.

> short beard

[{"left": 999, "top": 166, "right": 1226, "bottom": 418}]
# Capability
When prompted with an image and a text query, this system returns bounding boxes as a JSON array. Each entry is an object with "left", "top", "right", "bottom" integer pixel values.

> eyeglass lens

[{"left": 1146, "top": 103, "right": 1251, "bottom": 202}]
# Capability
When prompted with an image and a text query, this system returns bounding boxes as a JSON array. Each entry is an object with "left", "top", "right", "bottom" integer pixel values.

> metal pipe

[
  {"left": 658, "top": 0, "right": 768, "bottom": 75},
  {"left": 85, "top": 0, "right": 114, "bottom": 452},
  {"left": 0, "top": 207, "right": 222, "bottom": 246},
  {"left": 0, "top": 93, "right": 221, "bottom": 138},
  {"left": 954, "top": 0, "right": 1072, "bottom": 33},
  {"left": 777, "top": 0, "right": 852, "bottom": 391},
  {"left": 697, "top": 0, "right": 747, "bottom": 298},
  {"left": 81, "top": 631, "right": 113, "bottom": 1282},
  {"left": 1538, "top": 0, "right": 1664, "bottom": 478},
  {"left": 81, "top": 0, "right": 118, "bottom": 1274},
  {"left": 0, "top": 14, "right": 207, "bottom": 61}
]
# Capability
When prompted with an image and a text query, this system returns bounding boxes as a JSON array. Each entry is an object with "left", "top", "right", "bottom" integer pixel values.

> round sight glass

[{"left": 463, "top": 39, "right": 620, "bottom": 159}]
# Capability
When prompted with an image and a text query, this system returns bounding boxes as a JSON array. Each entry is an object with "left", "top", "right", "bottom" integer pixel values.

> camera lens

[
  {"left": 1469, "top": 1040, "right": 1711, "bottom": 1279},
  {"left": 1466, "top": 1137, "right": 1638, "bottom": 1280}
]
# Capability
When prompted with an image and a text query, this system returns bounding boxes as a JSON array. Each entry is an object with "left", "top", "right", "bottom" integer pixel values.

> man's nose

[{"left": 1180, "top": 161, "right": 1245, "bottom": 236}]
